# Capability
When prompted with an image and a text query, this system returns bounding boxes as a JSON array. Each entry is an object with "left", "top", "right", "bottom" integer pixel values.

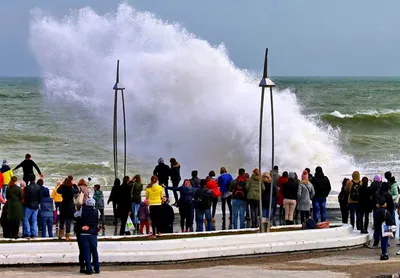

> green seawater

[{"left": 1, "top": 77, "right": 399, "bottom": 186}]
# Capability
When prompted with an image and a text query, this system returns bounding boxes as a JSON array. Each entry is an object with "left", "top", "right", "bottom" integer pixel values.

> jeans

[
  {"left": 131, "top": 202, "right": 140, "bottom": 225},
  {"left": 2, "top": 185, "right": 7, "bottom": 200},
  {"left": 40, "top": 215, "right": 54, "bottom": 237},
  {"left": 221, "top": 195, "right": 232, "bottom": 223},
  {"left": 374, "top": 230, "right": 389, "bottom": 256},
  {"left": 98, "top": 208, "right": 105, "bottom": 227},
  {"left": 284, "top": 199, "right": 296, "bottom": 221},
  {"left": 23, "top": 207, "right": 38, "bottom": 237},
  {"left": 232, "top": 199, "right": 246, "bottom": 229},
  {"left": 76, "top": 234, "right": 85, "bottom": 270},
  {"left": 60, "top": 216, "right": 72, "bottom": 233},
  {"left": 339, "top": 202, "right": 349, "bottom": 224},
  {"left": 248, "top": 199, "right": 259, "bottom": 228},
  {"left": 312, "top": 197, "right": 327, "bottom": 223},
  {"left": 196, "top": 208, "right": 212, "bottom": 231},
  {"left": 81, "top": 234, "right": 99, "bottom": 273},
  {"left": 348, "top": 203, "right": 360, "bottom": 229}
]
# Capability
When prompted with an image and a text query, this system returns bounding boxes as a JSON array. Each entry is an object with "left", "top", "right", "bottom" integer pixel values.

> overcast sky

[{"left": 1, "top": 0, "right": 399, "bottom": 76}]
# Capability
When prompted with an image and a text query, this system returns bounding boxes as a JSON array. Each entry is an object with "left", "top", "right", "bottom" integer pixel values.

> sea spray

[{"left": 29, "top": 4, "right": 354, "bottom": 188}]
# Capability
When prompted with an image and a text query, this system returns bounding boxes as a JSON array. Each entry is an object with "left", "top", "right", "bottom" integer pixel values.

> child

[
  {"left": 93, "top": 184, "right": 105, "bottom": 228},
  {"left": 40, "top": 189, "right": 54, "bottom": 237},
  {"left": 138, "top": 199, "right": 150, "bottom": 235},
  {"left": 51, "top": 179, "right": 63, "bottom": 227},
  {"left": 374, "top": 197, "right": 394, "bottom": 260}
]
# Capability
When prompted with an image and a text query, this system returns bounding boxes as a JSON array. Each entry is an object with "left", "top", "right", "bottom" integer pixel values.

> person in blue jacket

[{"left": 218, "top": 167, "right": 233, "bottom": 230}]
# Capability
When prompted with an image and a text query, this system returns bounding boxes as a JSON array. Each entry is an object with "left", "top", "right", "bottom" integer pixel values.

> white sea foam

[
  {"left": 29, "top": 4, "right": 355, "bottom": 188},
  {"left": 329, "top": 109, "right": 400, "bottom": 119}
]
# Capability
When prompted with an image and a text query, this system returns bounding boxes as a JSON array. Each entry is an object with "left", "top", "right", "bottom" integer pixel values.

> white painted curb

[{"left": 0, "top": 224, "right": 369, "bottom": 265}]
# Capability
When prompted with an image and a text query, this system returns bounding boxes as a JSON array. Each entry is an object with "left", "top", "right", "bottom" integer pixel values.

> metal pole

[
  {"left": 258, "top": 87, "right": 265, "bottom": 233},
  {"left": 113, "top": 90, "right": 118, "bottom": 179},
  {"left": 267, "top": 86, "right": 275, "bottom": 228},
  {"left": 121, "top": 89, "right": 127, "bottom": 177},
  {"left": 113, "top": 60, "right": 120, "bottom": 179}
]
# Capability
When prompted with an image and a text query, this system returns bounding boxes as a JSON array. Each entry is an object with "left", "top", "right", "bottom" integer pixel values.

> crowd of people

[
  {"left": 338, "top": 171, "right": 400, "bottom": 260},
  {"left": 2, "top": 153, "right": 400, "bottom": 265}
]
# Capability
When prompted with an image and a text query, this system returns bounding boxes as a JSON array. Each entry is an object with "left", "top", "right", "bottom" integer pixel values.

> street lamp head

[
  {"left": 259, "top": 78, "right": 275, "bottom": 88},
  {"left": 113, "top": 83, "right": 125, "bottom": 90}
]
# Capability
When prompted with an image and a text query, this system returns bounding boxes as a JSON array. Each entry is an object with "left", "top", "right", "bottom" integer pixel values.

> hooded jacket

[
  {"left": 277, "top": 176, "right": 288, "bottom": 206},
  {"left": 206, "top": 179, "right": 221, "bottom": 198},
  {"left": 218, "top": 172, "right": 233, "bottom": 194},
  {"left": 153, "top": 162, "right": 171, "bottom": 184},
  {"left": 145, "top": 184, "right": 163, "bottom": 206},
  {"left": 270, "top": 169, "right": 280, "bottom": 186},
  {"left": 131, "top": 176, "right": 143, "bottom": 204},
  {"left": 170, "top": 164, "right": 181, "bottom": 184},
  {"left": 0, "top": 164, "right": 13, "bottom": 185},
  {"left": 297, "top": 181, "right": 315, "bottom": 211},
  {"left": 245, "top": 174, "right": 265, "bottom": 200},
  {"left": 283, "top": 178, "right": 299, "bottom": 200},
  {"left": 40, "top": 190, "right": 54, "bottom": 218},
  {"left": 81, "top": 198, "right": 99, "bottom": 235},
  {"left": 310, "top": 167, "right": 331, "bottom": 199},
  {"left": 24, "top": 181, "right": 42, "bottom": 210}
]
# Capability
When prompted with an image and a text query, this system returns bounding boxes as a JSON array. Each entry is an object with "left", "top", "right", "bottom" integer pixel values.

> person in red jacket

[
  {"left": 277, "top": 171, "right": 289, "bottom": 225},
  {"left": 0, "top": 172, "right": 5, "bottom": 208},
  {"left": 206, "top": 174, "right": 221, "bottom": 223}
]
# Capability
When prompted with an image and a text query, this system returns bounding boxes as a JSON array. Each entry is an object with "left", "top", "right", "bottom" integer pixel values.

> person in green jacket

[
  {"left": 245, "top": 169, "right": 265, "bottom": 228},
  {"left": 385, "top": 171, "right": 399, "bottom": 228},
  {"left": 6, "top": 176, "right": 24, "bottom": 239}
]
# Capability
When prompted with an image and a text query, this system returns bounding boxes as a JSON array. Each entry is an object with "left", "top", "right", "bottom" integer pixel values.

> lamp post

[
  {"left": 258, "top": 48, "right": 276, "bottom": 232},
  {"left": 113, "top": 60, "right": 127, "bottom": 179}
]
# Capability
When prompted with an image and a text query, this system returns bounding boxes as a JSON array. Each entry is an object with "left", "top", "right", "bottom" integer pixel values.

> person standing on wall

[
  {"left": 153, "top": 158, "right": 171, "bottom": 191},
  {"left": 13, "top": 154, "right": 44, "bottom": 185},
  {"left": 169, "top": 158, "right": 181, "bottom": 205}
]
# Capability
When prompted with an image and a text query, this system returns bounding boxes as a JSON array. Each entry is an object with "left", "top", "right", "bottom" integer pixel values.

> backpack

[
  {"left": 196, "top": 189, "right": 212, "bottom": 210},
  {"left": 350, "top": 181, "right": 360, "bottom": 201},
  {"left": 302, "top": 217, "right": 316, "bottom": 229},
  {"left": 233, "top": 181, "right": 246, "bottom": 200}
]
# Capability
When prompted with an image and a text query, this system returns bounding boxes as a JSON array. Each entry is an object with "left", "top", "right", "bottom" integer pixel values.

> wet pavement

[{"left": 3, "top": 239, "right": 400, "bottom": 277}]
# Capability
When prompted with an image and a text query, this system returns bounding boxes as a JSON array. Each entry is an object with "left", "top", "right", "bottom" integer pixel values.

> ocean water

[{"left": 1, "top": 4, "right": 399, "bottom": 188}]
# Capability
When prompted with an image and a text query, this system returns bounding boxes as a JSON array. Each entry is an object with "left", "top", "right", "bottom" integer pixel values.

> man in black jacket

[
  {"left": 13, "top": 153, "right": 43, "bottom": 184},
  {"left": 311, "top": 166, "right": 331, "bottom": 223},
  {"left": 23, "top": 174, "right": 42, "bottom": 238},
  {"left": 153, "top": 158, "right": 171, "bottom": 187}
]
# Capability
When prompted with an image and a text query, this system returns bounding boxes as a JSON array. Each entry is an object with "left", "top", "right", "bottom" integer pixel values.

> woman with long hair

[
  {"left": 57, "top": 176, "right": 79, "bottom": 240},
  {"left": 145, "top": 176, "right": 163, "bottom": 237},
  {"left": 77, "top": 179, "right": 90, "bottom": 210},
  {"left": 6, "top": 176, "right": 23, "bottom": 238},
  {"left": 169, "top": 158, "right": 181, "bottom": 205}
]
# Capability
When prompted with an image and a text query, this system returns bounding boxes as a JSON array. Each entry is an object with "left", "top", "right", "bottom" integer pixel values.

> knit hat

[
  {"left": 2, "top": 159, "right": 7, "bottom": 166},
  {"left": 352, "top": 171, "right": 360, "bottom": 183},
  {"left": 301, "top": 170, "right": 309, "bottom": 181},
  {"left": 85, "top": 197, "right": 96, "bottom": 207},
  {"left": 374, "top": 175, "right": 382, "bottom": 183},
  {"left": 158, "top": 157, "right": 164, "bottom": 164},
  {"left": 288, "top": 172, "right": 296, "bottom": 179}
]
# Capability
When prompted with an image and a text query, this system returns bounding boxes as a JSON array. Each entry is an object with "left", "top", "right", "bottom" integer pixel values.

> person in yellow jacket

[
  {"left": 51, "top": 179, "right": 63, "bottom": 227},
  {"left": 1, "top": 159, "right": 13, "bottom": 200},
  {"left": 145, "top": 176, "right": 163, "bottom": 237}
]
